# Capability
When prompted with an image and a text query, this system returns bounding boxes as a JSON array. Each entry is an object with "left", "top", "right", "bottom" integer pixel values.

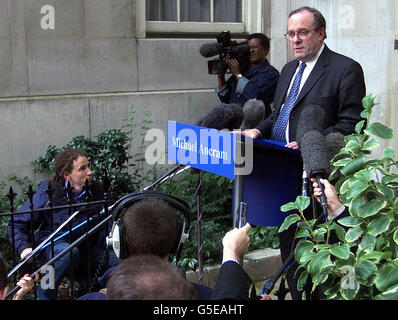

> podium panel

[{"left": 234, "top": 139, "right": 302, "bottom": 227}]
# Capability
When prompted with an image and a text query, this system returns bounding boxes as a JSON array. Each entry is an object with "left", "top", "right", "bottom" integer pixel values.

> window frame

[{"left": 136, "top": 0, "right": 263, "bottom": 38}]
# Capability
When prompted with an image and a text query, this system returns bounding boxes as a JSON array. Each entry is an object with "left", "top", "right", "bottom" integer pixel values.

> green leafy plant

[
  {"left": 279, "top": 93, "right": 398, "bottom": 300},
  {"left": 249, "top": 226, "right": 280, "bottom": 250}
]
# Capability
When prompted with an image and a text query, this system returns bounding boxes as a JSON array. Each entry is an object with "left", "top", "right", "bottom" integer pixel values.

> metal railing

[
  {"left": 2, "top": 164, "right": 204, "bottom": 300},
  {"left": 2, "top": 178, "right": 113, "bottom": 300}
]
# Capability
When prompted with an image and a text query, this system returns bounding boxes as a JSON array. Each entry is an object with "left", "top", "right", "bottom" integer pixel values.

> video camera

[{"left": 199, "top": 31, "right": 251, "bottom": 75}]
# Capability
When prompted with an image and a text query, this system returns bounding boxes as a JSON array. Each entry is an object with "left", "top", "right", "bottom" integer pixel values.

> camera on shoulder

[{"left": 199, "top": 31, "right": 250, "bottom": 75}]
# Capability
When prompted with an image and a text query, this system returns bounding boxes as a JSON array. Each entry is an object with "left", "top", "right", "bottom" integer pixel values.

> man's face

[
  {"left": 287, "top": 10, "right": 325, "bottom": 62},
  {"left": 63, "top": 156, "right": 92, "bottom": 194},
  {"left": 248, "top": 38, "right": 267, "bottom": 66}
]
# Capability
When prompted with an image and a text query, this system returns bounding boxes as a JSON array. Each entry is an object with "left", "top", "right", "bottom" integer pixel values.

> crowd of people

[{"left": 1, "top": 6, "right": 365, "bottom": 301}]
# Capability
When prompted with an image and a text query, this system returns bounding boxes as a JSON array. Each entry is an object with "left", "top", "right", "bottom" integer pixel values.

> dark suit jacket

[
  {"left": 256, "top": 45, "right": 366, "bottom": 141},
  {"left": 210, "top": 261, "right": 253, "bottom": 300}
]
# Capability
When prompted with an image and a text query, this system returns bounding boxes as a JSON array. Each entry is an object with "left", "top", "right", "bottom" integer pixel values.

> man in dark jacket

[
  {"left": 8, "top": 148, "right": 119, "bottom": 300},
  {"left": 216, "top": 33, "right": 280, "bottom": 119}
]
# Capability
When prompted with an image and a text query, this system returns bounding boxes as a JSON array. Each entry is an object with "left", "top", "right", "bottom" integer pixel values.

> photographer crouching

[{"left": 215, "top": 33, "right": 280, "bottom": 118}]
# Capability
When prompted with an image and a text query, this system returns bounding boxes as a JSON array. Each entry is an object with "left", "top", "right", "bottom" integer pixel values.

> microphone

[
  {"left": 325, "top": 132, "right": 346, "bottom": 161},
  {"left": 240, "top": 99, "right": 265, "bottom": 130},
  {"left": 195, "top": 103, "right": 244, "bottom": 131},
  {"left": 300, "top": 130, "right": 330, "bottom": 219},
  {"left": 296, "top": 105, "right": 325, "bottom": 146},
  {"left": 199, "top": 43, "right": 222, "bottom": 58},
  {"left": 199, "top": 42, "right": 251, "bottom": 58}
]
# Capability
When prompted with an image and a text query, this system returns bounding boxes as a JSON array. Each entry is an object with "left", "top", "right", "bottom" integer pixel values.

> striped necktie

[{"left": 272, "top": 62, "right": 307, "bottom": 143}]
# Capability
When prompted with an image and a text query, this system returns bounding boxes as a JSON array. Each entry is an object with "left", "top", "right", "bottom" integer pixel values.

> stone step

[{"left": 186, "top": 248, "right": 282, "bottom": 289}]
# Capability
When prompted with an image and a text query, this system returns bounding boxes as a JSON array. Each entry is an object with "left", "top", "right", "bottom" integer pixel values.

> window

[{"left": 136, "top": 0, "right": 263, "bottom": 38}]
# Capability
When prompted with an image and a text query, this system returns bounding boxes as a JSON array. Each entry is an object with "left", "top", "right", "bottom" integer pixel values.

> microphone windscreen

[
  {"left": 240, "top": 99, "right": 265, "bottom": 130},
  {"left": 300, "top": 130, "right": 330, "bottom": 179},
  {"left": 226, "top": 103, "right": 244, "bottom": 131},
  {"left": 195, "top": 103, "right": 243, "bottom": 131},
  {"left": 325, "top": 132, "right": 346, "bottom": 160},
  {"left": 199, "top": 43, "right": 222, "bottom": 58},
  {"left": 296, "top": 105, "right": 325, "bottom": 146}
]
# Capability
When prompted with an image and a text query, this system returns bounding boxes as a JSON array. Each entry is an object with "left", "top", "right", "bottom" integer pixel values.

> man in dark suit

[
  {"left": 241, "top": 6, "right": 366, "bottom": 299},
  {"left": 242, "top": 6, "right": 366, "bottom": 147}
]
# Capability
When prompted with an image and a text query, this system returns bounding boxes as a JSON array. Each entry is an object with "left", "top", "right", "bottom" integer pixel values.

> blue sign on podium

[
  {"left": 167, "top": 121, "right": 236, "bottom": 179},
  {"left": 167, "top": 121, "right": 303, "bottom": 227}
]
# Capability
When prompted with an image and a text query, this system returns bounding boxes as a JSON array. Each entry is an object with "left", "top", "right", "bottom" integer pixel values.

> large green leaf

[
  {"left": 338, "top": 216, "right": 364, "bottom": 227},
  {"left": 365, "top": 122, "right": 394, "bottom": 140},
  {"left": 362, "top": 93, "right": 377, "bottom": 111},
  {"left": 355, "top": 120, "right": 365, "bottom": 134},
  {"left": 296, "top": 270, "right": 309, "bottom": 291},
  {"left": 358, "top": 233, "right": 376, "bottom": 252},
  {"left": 349, "top": 195, "right": 367, "bottom": 218},
  {"left": 375, "top": 184, "right": 395, "bottom": 201},
  {"left": 278, "top": 214, "right": 300, "bottom": 233},
  {"left": 381, "top": 174, "right": 398, "bottom": 185},
  {"left": 345, "top": 227, "right": 364, "bottom": 243},
  {"left": 357, "top": 199, "right": 387, "bottom": 218},
  {"left": 280, "top": 202, "right": 297, "bottom": 212},
  {"left": 295, "top": 228, "right": 311, "bottom": 239},
  {"left": 294, "top": 241, "right": 315, "bottom": 264},
  {"left": 355, "top": 260, "right": 377, "bottom": 281},
  {"left": 346, "top": 179, "right": 370, "bottom": 199},
  {"left": 393, "top": 228, "right": 398, "bottom": 245},
  {"left": 362, "top": 138, "right": 379, "bottom": 151},
  {"left": 341, "top": 276, "right": 360, "bottom": 300},
  {"left": 329, "top": 223, "right": 347, "bottom": 242},
  {"left": 383, "top": 146, "right": 395, "bottom": 159},
  {"left": 367, "top": 214, "right": 390, "bottom": 236},
  {"left": 375, "top": 284, "right": 398, "bottom": 300},
  {"left": 307, "top": 250, "right": 332, "bottom": 276},
  {"left": 341, "top": 155, "right": 366, "bottom": 177},
  {"left": 330, "top": 243, "right": 350, "bottom": 259},
  {"left": 295, "top": 196, "right": 310, "bottom": 212},
  {"left": 360, "top": 251, "right": 390, "bottom": 263},
  {"left": 375, "top": 263, "right": 398, "bottom": 292}
]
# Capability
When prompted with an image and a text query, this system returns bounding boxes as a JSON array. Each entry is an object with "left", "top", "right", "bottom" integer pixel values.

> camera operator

[{"left": 216, "top": 33, "right": 280, "bottom": 118}]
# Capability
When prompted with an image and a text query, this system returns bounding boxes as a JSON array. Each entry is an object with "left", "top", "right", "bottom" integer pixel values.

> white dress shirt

[{"left": 282, "top": 43, "right": 325, "bottom": 143}]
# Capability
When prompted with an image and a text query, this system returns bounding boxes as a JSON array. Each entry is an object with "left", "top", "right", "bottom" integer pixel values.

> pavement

[{"left": 186, "top": 248, "right": 292, "bottom": 300}]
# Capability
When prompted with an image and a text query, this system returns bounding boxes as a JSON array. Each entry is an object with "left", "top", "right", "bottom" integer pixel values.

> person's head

[
  {"left": 247, "top": 33, "right": 270, "bottom": 67},
  {"left": 121, "top": 198, "right": 178, "bottom": 259},
  {"left": 51, "top": 148, "right": 92, "bottom": 194},
  {"left": 286, "top": 6, "right": 327, "bottom": 62},
  {"left": 106, "top": 255, "right": 197, "bottom": 300},
  {"left": 0, "top": 254, "right": 8, "bottom": 300}
]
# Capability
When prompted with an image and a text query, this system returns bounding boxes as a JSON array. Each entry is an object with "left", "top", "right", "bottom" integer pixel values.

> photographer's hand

[{"left": 226, "top": 58, "right": 241, "bottom": 80}]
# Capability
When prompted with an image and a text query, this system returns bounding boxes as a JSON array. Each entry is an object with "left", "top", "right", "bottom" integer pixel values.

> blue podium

[{"left": 233, "top": 138, "right": 302, "bottom": 227}]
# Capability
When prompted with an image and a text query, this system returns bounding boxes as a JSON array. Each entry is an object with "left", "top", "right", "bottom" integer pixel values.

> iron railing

[
  {"left": 2, "top": 164, "right": 204, "bottom": 300},
  {"left": 2, "top": 177, "right": 113, "bottom": 300}
]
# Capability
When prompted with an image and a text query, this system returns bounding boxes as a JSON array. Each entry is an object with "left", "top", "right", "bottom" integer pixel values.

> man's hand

[
  {"left": 222, "top": 223, "right": 251, "bottom": 264},
  {"left": 311, "top": 178, "right": 343, "bottom": 215},
  {"left": 20, "top": 248, "right": 33, "bottom": 260},
  {"left": 13, "top": 272, "right": 40, "bottom": 300},
  {"left": 237, "top": 129, "right": 261, "bottom": 139},
  {"left": 226, "top": 58, "right": 241, "bottom": 78},
  {"left": 285, "top": 141, "right": 299, "bottom": 150}
]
